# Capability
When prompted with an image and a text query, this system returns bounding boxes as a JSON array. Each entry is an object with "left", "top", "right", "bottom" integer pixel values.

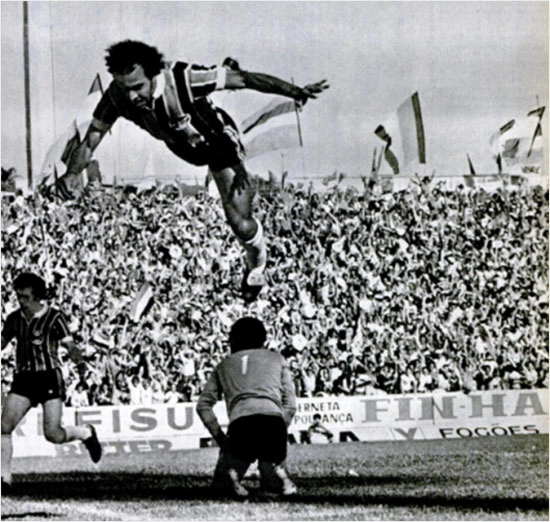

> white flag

[
  {"left": 241, "top": 97, "right": 301, "bottom": 159},
  {"left": 374, "top": 92, "right": 426, "bottom": 175},
  {"left": 490, "top": 107, "right": 545, "bottom": 175},
  {"left": 38, "top": 75, "right": 103, "bottom": 190}
]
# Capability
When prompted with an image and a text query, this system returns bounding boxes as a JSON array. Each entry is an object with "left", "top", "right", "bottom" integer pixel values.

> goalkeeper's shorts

[{"left": 225, "top": 414, "right": 287, "bottom": 465}]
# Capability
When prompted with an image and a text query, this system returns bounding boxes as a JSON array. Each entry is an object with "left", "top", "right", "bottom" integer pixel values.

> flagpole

[
  {"left": 23, "top": 1, "right": 33, "bottom": 189},
  {"left": 97, "top": 73, "right": 119, "bottom": 187},
  {"left": 291, "top": 77, "right": 306, "bottom": 181},
  {"left": 48, "top": 3, "right": 58, "bottom": 138}
]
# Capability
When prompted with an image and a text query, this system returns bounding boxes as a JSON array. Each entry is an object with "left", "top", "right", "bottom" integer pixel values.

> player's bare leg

[
  {"left": 1, "top": 394, "right": 32, "bottom": 488},
  {"left": 42, "top": 399, "right": 102, "bottom": 462},
  {"left": 210, "top": 164, "right": 267, "bottom": 302}
]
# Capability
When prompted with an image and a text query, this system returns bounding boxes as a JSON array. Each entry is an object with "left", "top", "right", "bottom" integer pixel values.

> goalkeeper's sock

[
  {"left": 1, "top": 434, "right": 13, "bottom": 484},
  {"left": 274, "top": 464, "right": 298, "bottom": 495},
  {"left": 227, "top": 468, "right": 249, "bottom": 498}
]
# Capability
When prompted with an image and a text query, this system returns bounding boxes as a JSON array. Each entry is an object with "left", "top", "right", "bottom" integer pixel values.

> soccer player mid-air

[
  {"left": 197, "top": 317, "right": 297, "bottom": 498},
  {"left": 60, "top": 40, "right": 329, "bottom": 302},
  {"left": 1, "top": 273, "right": 102, "bottom": 492}
]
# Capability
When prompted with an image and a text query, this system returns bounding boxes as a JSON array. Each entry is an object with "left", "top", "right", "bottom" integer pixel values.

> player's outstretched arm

[{"left": 225, "top": 69, "right": 329, "bottom": 106}]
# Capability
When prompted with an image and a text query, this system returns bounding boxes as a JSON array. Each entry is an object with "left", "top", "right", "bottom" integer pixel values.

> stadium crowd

[{"left": 1, "top": 174, "right": 548, "bottom": 405}]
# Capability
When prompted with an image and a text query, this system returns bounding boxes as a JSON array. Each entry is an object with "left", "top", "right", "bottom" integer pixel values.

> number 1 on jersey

[{"left": 241, "top": 354, "right": 249, "bottom": 375}]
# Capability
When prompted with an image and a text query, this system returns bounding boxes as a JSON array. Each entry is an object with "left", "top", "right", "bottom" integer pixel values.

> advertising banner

[{"left": 11, "top": 389, "right": 548, "bottom": 458}]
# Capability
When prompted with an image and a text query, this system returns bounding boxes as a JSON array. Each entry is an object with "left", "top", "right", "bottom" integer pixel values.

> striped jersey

[
  {"left": 92, "top": 61, "right": 242, "bottom": 166},
  {"left": 197, "top": 348, "right": 297, "bottom": 429},
  {"left": 2, "top": 306, "right": 73, "bottom": 372}
]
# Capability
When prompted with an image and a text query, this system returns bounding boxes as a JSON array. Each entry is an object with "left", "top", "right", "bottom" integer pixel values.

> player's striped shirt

[
  {"left": 91, "top": 61, "right": 242, "bottom": 165},
  {"left": 197, "top": 348, "right": 297, "bottom": 429},
  {"left": 1, "top": 306, "right": 73, "bottom": 372}
]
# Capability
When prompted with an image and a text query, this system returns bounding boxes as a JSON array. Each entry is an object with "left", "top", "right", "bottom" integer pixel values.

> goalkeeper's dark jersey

[{"left": 197, "top": 348, "right": 296, "bottom": 431}]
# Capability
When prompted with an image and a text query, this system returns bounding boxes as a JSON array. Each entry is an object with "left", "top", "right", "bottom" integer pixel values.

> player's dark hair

[
  {"left": 13, "top": 272, "right": 47, "bottom": 300},
  {"left": 229, "top": 317, "right": 267, "bottom": 353},
  {"left": 105, "top": 40, "right": 164, "bottom": 78}
]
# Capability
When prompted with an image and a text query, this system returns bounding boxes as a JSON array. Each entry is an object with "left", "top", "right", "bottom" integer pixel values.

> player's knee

[
  {"left": 44, "top": 427, "right": 66, "bottom": 444},
  {"left": 228, "top": 215, "right": 258, "bottom": 242}
]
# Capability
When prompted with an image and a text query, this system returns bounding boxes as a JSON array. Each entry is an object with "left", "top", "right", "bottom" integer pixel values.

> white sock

[
  {"left": 274, "top": 464, "right": 289, "bottom": 480},
  {"left": 1, "top": 434, "right": 13, "bottom": 484},
  {"left": 64, "top": 425, "right": 92, "bottom": 442},
  {"left": 244, "top": 218, "right": 267, "bottom": 273}
]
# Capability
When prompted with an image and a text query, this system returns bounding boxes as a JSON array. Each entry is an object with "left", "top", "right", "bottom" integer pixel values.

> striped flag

[
  {"left": 241, "top": 97, "right": 301, "bottom": 159},
  {"left": 37, "top": 74, "right": 103, "bottom": 192},
  {"left": 527, "top": 106, "right": 545, "bottom": 158},
  {"left": 374, "top": 92, "right": 426, "bottom": 175},
  {"left": 490, "top": 106, "right": 545, "bottom": 175},
  {"left": 129, "top": 282, "right": 154, "bottom": 323}
]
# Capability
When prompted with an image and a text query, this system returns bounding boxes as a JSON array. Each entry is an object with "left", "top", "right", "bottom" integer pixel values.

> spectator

[
  {"left": 71, "top": 381, "right": 91, "bottom": 407},
  {"left": 1, "top": 178, "right": 547, "bottom": 402},
  {"left": 303, "top": 413, "right": 334, "bottom": 443}
]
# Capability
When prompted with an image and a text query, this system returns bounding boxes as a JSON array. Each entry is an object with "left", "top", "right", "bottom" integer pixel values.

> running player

[
  {"left": 59, "top": 40, "right": 329, "bottom": 302},
  {"left": 196, "top": 317, "right": 297, "bottom": 498},
  {"left": 1, "top": 272, "right": 102, "bottom": 492}
]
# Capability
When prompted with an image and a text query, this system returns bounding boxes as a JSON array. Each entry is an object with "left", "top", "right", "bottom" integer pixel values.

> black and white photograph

[{"left": 1, "top": 1, "right": 548, "bottom": 520}]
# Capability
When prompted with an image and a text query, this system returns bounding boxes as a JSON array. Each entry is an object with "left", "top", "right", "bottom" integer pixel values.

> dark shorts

[
  {"left": 166, "top": 134, "right": 244, "bottom": 171},
  {"left": 165, "top": 110, "right": 245, "bottom": 171},
  {"left": 10, "top": 369, "right": 66, "bottom": 407},
  {"left": 226, "top": 414, "right": 288, "bottom": 464}
]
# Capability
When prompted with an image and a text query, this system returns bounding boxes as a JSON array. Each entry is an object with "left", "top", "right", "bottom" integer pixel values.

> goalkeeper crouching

[{"left": 196, "top": 317, "right": 297, "bottom": 498}]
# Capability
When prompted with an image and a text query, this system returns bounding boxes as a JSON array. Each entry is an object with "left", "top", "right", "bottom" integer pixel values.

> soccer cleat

[
  {"left": 241, "top": 269, "right": 266, "bottom": 303},
  {"left": 227, "top": 468, "right": 249, "bottom": 498},
  {"left": 83, "top": 424, "right": 102, "bottom": 463}
]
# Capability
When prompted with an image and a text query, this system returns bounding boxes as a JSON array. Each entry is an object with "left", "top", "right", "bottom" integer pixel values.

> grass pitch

[{"left": 1, "top": 434, "right": 548, "bottom": 521}]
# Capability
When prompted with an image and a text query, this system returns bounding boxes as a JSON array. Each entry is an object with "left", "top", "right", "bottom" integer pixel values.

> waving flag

[
  {"left": 241, "top": 97, "right": 301, "bottom": 159},
  {"left": 527, "top": 106, "right": 545, "bottom": 158},
  {"left": 463, "top": 154, "right": 477, "bottom": 188},
  {"left": 490, "top": 106, "right": 545, "bottom": 175},
  {"left": 129, "top": 282, "right": 154, "bottom": 323},
  {"left": 467, "top": 154, "right": 476, "bottom": 176},
  {"left": 374, "top": 91, "right": 426, "bottom": 175},
  {"left": 37, "top": 74, "right": 103, "bottom": 191}
]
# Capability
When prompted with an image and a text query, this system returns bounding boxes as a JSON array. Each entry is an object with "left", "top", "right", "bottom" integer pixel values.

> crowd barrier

[{"left": 11, "top": 389, "right": 548, "bottom": 458}]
